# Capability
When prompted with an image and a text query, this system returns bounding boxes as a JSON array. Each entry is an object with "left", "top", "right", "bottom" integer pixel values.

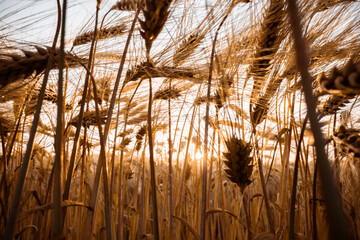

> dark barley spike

[
  {"left": 185, "top": 163, "right": 192, "bottom": 182},
  {"left": 223, "top": 136, "right": 254, "bottom": 191},
  {"left": 118, "top": 129, "right": 134, "bottom": 138},
  {"left": 125, "top": 62, "right": 199, "bottom": 83},
  {"left": 251, "top": 95, "right": 269, "bottom": 126},
  {"left": 333, "top": 125, "right": 360, "bottom": 158},
  {"left": 154, "top": 87, "right": 181, "bottom": 100},
  {"left": 220, "top": 74, "right": 234, "bottom": 91},
  {"left": 69, "top": 109, "right": 109, "bottom": 127},
  {"left": 250, "top": 75, "right": 283, "bottom": 126},
  {"left": 127, "top": 112, "right": 148, "bottom": 125},
  {"left": 316, "top": 0, "right": 357, "bottom": 12},
  {"left": 124, "top": 166, "right": 134, "bottom": 179},
  {"left": 214, "top": 90, "right": 224, "bottom": 110},
  {"left": 0, "top": 115, "right": 15, "bottom": 137},
  {"left": 194, "top": 94, "right": 220, "bottom": 107},
  {"left": 139, "top": 0, "right": 173, "bottom": 52},
  {"left": 135, "top": 141, "right": 143, "bottom": 151},
  {"left": 136, "top": 125, "right": 147, "bottom": 140},
  {"left": 25, "top": 99, "right": 37, "bottom": 116},
  {"left": 111, "top": 0, "right": 143, "bottom": 11},
  {"left": 317, "top": 58, "right": 360, "bottom": 96},
  {"left": 0, "top": 46, "right": 85, "bottom": 89},
  {"left": 214, "top": 75, "right": 235, "bottom": 111},
  {"left": 135, "top": 125, "right": 147, "bottom": 151},
  {"left": 88, "top": 77, "right": 112, "bottom": 104},
  {"left": 173, "top": 34, "right": 203, "bottom": 67},
  {"left": 120, "top": 137, "right": 132, "bottom": 149},
  {"left": 248, "top": 0, "right": 284, "bottom": 105},
  {"left": 73, "top": 24, "right": 127, "bottom": 46},
  {"left": 33, "top": 85, "right": 58, "bottom": 103},
  {"left": 317, "top": 94, "right": 354, "bottom": 116}
]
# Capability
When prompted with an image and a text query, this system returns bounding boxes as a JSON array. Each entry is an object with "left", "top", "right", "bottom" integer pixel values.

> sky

[{"left": 0, "top": 0, "right": 111, "bottom": 46}]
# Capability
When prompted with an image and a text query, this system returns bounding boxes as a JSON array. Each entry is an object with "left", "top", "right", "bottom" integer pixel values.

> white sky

[{"left": 0, "top": 0, "right": 114, "bottom": 46}]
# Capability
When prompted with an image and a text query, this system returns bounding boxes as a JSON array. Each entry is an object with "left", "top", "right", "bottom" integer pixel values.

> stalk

[
  {"left": 117, "top": 80, "right": 142, "bottom": 239},
  {"left": 312, "top": 158, "right": 318, "bottom": 240},
  {"left": 3, "top": 0, "right": 61, "bottom": 237},
  {"left": 201, "top": 7, "right": 232, "bottom": 239},
  {"left": 289, "top": 116, "right": 308, "bottom": 240},
  {"left": 286, "top": 0, "right": 350, "bottom": 239},
  {"left": 168, "top": 78, "right": 174, "bottom": 238},
  {"left": 53, "top": 0, "right": 67, "bottom": 237},
  {"left": 61, "top": 0, "right": 99, "bottom": 230},
  {"left": 146, "top": 55, "right": 160, "bottom": 240},
  {"left": 83, "top": 2, "right": 142, "bottom": 239},
  {"left": 140, "top": 0, "right": 174, "bottom": 238}
]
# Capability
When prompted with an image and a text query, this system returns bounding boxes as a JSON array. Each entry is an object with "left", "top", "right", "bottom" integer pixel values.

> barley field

[{"left": 0, "top": 0, "right": 360, "bottom": 239}]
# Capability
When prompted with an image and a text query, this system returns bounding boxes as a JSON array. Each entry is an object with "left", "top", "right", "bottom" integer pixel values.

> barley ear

[{"left": 223, "top": 136, "right": 254, "bottom": 191}]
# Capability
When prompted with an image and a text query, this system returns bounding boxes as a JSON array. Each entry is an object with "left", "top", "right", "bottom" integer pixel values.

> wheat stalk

[
  {"left": 139, "top": 0, "right": 173, "bottom": 238},
  {"left": 73, "top": 24, "right": 127, "bottom": 46},
  {"left": 286, "top": 0, "right": 351, "bottom": 238},
  {"left": 223, "top": 136, "right": 254, "bottom": 239},
  {"left": 2, "top": 3, "right": 62, "bottom": 234}
]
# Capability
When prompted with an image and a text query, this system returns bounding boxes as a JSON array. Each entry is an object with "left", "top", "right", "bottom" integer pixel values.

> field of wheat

[{"left": 0, "top": 0, "right": 360, "bottom": 239}]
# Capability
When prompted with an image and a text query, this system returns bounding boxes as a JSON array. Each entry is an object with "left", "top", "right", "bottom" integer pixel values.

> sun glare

[{"left": 195, "top": 150, "right": 203, "bottom": 161}]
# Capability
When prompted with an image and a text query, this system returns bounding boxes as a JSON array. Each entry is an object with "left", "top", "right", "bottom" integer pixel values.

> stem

[
  {"left": 286, "top": 0, "right": 350, "bottom": 239},
  {"left": 312, "top": 158, "right": 318, "bottom": 240},
  {"left": 242, "top": 189, "right": 252, "bottom": 240},
  {"left": 289, "top": 116, "right": 308, "bottom": 240},
  {"left": 201, "top": 8, "right": 231, "bottom": 240},
  {"left": 117, "top": 80, "right": 142, "bottom": 239},
  {"left": 53, "top": 0, "right": 67, "bottom": 237},
  {"left": 168, "top": 79, "right": 174, "bottom": 238},
  {"left": 90, "top": 71, "right": 113, "bottom": 240},
  {"left": 3, "top": 0, "right": 61, "bottom": 236},
  {"left": 146, "top": 56, "right": 160, "bottom": 240},
  {"left": 61, "top": 0, "right": 99, "bottom": 229},
  {"left": 83, "top": 3, "right": 142, "bottom": 239},
  {"left": 255, "top": 141, "right": 275, "bottom": 234}
]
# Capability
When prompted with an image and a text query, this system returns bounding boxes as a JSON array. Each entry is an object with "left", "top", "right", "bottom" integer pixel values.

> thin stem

[
  {"left": 241, "top": 189, "right": 252, "bottom": 240},
  {"left": 117, "top": 80, "right": 142, "bottom": 239},
  {"left": 53, "top": 0, "right": 67, "bottom": 237},
  {"left": 289, "top": 116, "right": 308, "bottom": 240},
  {"left": 83, "top": 3, "right": 142, "bottom": 238},
  {"left": 3, "top": 0, "right": 61, "bottom": 237},
  {"left": 255, "top": 140, "right": 275, "bottom": 234},
  {"left": 168, "top": 79, "right": 174, "bottom": 238},
  {"left": 61, "top": 0, "right": 100, "bottom": 229},
  {"left": 201, "top": 8, "right": 231, "bottom": 240},
  {"left": 146, "top": 56, "right": 160, "bottom": 240},
  {"left": 90, "top": 70, "right": 113, "bottom": 240},
  {"left": 312, "top": 158, "right": 318, "bottom": 240}
]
